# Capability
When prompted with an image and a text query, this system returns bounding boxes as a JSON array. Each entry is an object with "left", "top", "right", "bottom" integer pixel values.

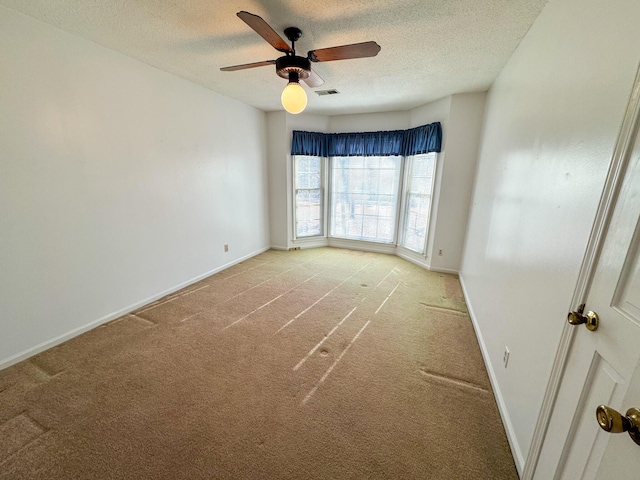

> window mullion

[{"left": 395, "top": 155, "right": 409, "bottom": 246}]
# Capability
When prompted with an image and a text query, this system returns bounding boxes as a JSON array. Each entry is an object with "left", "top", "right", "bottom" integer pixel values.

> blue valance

[
  {"left": 290, "top": 122, "right": 442, "bottom": 157},
  {"left": 402, "top": 123, "right": 442, "bottom": 156},
  {"left": 326, "top": 130, "right": 405, "bottom": 157},
  {"left": 290, "top": 130, "right": 329, "bottom": 157}
]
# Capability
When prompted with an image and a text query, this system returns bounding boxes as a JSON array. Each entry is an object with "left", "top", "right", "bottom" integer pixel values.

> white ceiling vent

[{"left": 315, "top": 89, "right": 340, "bottom": 96}]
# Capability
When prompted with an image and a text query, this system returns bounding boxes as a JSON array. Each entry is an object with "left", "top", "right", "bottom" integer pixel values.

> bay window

[{"left": 290, "top": 123, "right": 442, "bottom": 254}]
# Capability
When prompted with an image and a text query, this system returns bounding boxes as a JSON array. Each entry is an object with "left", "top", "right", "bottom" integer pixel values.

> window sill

[
  {"left": 291, "top": 237, "right": 329, "bottom": 249},
  {"left": 327, "top": 237, "right": 397, "bottom": 255}
]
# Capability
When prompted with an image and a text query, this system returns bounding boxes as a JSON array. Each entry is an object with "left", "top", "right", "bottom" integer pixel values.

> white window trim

[
  {"left": 328, "top": 155, "right": 404, "bottom": 244},
  {"left": 290, "top": 153, "right": 438, "bottom": 257},
  {"left": 292, "top": 155, "right": 326, "bottom": 242},
  {"left": 399, "top": 153, "right": 438, "bottom": 257}
]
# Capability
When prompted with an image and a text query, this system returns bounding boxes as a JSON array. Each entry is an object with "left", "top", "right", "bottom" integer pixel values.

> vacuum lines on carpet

[{"left": 0, "top": 247, "right": 518, "bottom": 479}]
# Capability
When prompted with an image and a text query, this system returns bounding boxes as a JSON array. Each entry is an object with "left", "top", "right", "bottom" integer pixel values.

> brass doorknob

[
  {"left": 567, "top": 304, "right": 599, "bottom": 331},
  {"left": 596, "top": 405, "right": 640, "bottom": 445}
]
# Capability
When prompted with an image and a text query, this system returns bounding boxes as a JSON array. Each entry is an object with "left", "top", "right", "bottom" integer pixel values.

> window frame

[
  {"left": 399, "top": 153, "right": 438, "bottom": 255},
  {"left": 290, "top": 152, "right": 437, "bottom": 256},
  {"left": 327, "top": 155, "right": 405, "bottom": 245},
  {"left": 292, "top": 155, "right": 326, "bottom": 241}
]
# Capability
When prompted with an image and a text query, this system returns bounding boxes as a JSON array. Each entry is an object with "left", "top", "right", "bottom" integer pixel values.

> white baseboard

[
  {"left": 0, "top": 245, "right": 270, "bottom": 371},
  {"left": 428, "top": 266, "right": 459, "bottom": 275},
  {"left": 395, "top": 247, "right": 459, "bottom": 274},
  {"left": 459, "top": 274, "right": 524, "bottom": 475},
  {"left": 269, "top": 245, "right": 289, "bottom": 251},
  {"left": 395, "top": 248, "right": 429, "bottom": 269}
]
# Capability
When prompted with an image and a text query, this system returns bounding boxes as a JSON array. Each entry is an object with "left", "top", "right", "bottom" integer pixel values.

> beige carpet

[{"left": 0, "top": 248, "right": 517, "bottom": 479}]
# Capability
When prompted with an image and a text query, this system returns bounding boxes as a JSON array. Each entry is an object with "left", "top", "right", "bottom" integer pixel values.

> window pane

[
  {"left": 295, "top": 156, "right": 323, "bottom": 238},
  {"left": 299, "top": 157, "right": 309, "bottom": 173},
  {"left": 310, "top": 173, "right": 321, "bottom": 189},
  {"left": 401, "top": 153, "right": 436, "bottom": 253},
  {"left": 297, "top": 173, "right": 309, "bottom": 189},
  {"left": 362, "top": 216, "right": 377, "bottom": 239},
  {"left": 379, "top": 170, "right": 396, "bottom": 194},
  {"left": 380, "top": 157, "right": 397, "bottom": 169},
  {"left": 348, "top": 214, "right": 363, "bottom": 238},
  {"left": 364, "top": 157, "right": 379, "bottom": 169},
  {"left": 330, "top": 156, "right": 401, "bottom": 243}
]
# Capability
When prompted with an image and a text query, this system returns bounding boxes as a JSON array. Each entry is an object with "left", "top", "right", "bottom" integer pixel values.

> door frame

[{"left": 522, "top": 63, "right": 640, "bottom": 479}]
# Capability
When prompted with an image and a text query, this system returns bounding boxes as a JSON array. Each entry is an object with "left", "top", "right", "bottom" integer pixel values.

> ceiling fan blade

[
  {"left": 220, "top": 60, "right": 276, "bottom": 72},
  {"left": 303, "top": 68, "right": 325, "bottom": 88},
  {"left": 308, "top": 41, "right": 381, "bottom": 62},
  {"left": 237, "top": 11, "right": 292, "bottom": 53}
]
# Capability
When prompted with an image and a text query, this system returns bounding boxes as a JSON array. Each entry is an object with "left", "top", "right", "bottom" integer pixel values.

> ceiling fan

[{"left": 220, "top": 11, "right": 381, "bottom": 114}]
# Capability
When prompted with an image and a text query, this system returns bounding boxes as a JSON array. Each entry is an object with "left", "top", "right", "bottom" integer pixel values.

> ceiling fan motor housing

[{"left": 276, "top": 55, "right": 310, "bottom": 81}]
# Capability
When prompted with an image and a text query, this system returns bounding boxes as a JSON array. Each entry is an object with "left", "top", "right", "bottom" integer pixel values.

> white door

[{"left": 534, "top": 73, "right": 640, "bottom": 479}]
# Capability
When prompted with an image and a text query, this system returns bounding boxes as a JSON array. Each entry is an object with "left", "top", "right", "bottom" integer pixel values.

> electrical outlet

[
  {"left": 224, "top": 244, "right": 229, "bottom": 252},
  {"left": 503, "top": 347, "right": 510, "bottom": 368},
  {"left": 438, "top": 249, "right": 443, "bottom": 256}
]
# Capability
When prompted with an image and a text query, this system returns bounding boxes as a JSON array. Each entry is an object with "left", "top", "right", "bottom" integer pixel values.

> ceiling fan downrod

[
  {"left": 276, "top": 27, "right": 310, "bottom": 80},
  {"left": 283, "top": 27, "right": 302, "bottom": 55}
]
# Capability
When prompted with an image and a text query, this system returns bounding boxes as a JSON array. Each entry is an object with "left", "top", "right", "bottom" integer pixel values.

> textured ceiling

[{"left": 0, "top": 0, "right": 548, "bottom": 115}]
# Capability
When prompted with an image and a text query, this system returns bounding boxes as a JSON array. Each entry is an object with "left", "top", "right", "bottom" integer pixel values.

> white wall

[
  {"left": 430, "top": 93, "right": 486, "bottom": 271},
  {"left": 409, "top": 96, "right": 452, "bottom": 129},
  {"left": 460, "top": 0, "right": 640, "bottom": 472},
  {"left": 0, "top": 6, "right": 270, "bottom": 367},
  {"left": 266, "top": 112, "right": 289, "bottom": 249},
  {"left": 328, "top": 111, "right": 409, "bottom": 132}
]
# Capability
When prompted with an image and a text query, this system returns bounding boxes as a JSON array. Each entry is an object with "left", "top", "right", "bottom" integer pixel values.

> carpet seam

[
  {"left": 0, "top": 412, "right": 51, "bottom": 467},
  {"left": 127, "top": 314, "right": 157, "bottom": 326},
  {"left": 418, "top": 368, "right": 489, "bottom": 394},
  {"left": 418, "top": 303, "right": 468, "bottom": 316}
]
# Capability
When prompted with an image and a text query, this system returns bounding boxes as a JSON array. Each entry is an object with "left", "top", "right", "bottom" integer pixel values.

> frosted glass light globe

[{"left": 281, "top": 82, "right": 307, "bottom": 114}]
